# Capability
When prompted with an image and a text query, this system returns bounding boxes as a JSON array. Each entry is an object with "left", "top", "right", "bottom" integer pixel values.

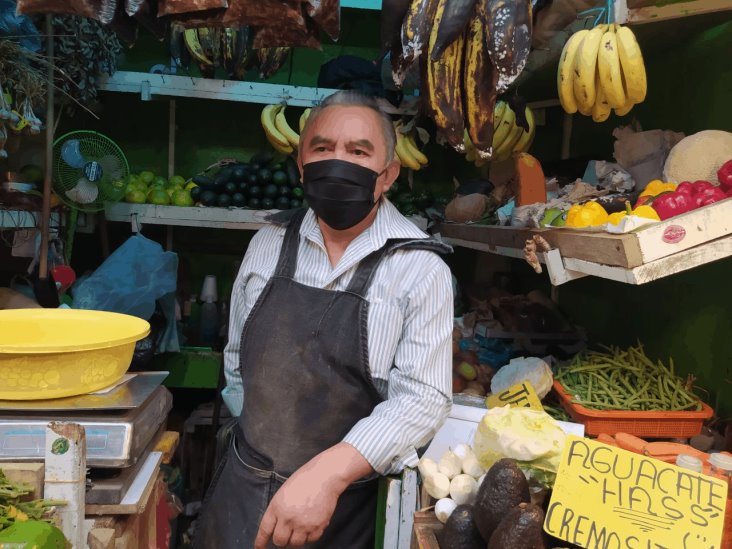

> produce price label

[
  {"left": 485, "top": 381, "right": 543, "bottom": 411},
  {"left": 544, "top": 436, "right": 726, "bottom": 549}
]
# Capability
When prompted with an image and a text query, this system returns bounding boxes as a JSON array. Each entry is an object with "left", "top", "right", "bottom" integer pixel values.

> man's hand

[{"left": 254, "top": 442, "right": 373, "bottom": 548}]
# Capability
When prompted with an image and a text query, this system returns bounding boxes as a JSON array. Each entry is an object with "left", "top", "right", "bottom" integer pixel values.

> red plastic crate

[{"left": 553, "top": 380, "right": 714, "bottom": 438}]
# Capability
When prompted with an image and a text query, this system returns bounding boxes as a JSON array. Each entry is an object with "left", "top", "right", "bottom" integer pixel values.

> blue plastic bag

[{"left": 72, "top": 234, "right": 178, "bottom": 321}]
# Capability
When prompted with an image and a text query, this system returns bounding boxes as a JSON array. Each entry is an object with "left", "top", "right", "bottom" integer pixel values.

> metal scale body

[{"left": 0, "top": 372, "right": 172, "bottom": 504}]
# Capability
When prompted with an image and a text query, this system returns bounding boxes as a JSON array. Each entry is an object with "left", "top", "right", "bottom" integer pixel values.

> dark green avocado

[
  {"left": 474, "top": 458, "right": 531, "bottom": 542},
  {"left": 437, "top": 504, "right": 484, "bottom": 549},
  {"left": 487, "top": 503, "right": 548, "bottom": 549}
]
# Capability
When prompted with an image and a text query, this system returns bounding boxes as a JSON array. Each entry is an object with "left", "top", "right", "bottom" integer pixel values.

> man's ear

[{"left": 379, "top": 158, "right": 401, "bottom": 194}]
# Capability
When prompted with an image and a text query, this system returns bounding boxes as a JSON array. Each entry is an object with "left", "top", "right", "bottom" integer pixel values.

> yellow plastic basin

[{"left": 0, "top": 309, "right": 150, "bottom": 400}]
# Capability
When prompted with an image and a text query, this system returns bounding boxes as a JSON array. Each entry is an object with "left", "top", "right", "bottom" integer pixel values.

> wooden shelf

[
  {"left": 615, "top": 0, "right": 732, "bottom": 24},
  {"left": 98, "top": 71, "right": 418, "bottom": 114},
  {"left": 437, "top": 198, "right": 732, "bottom": 286},
  {"left": 104, "top": 202, "right": 272, "bottom": 230}
]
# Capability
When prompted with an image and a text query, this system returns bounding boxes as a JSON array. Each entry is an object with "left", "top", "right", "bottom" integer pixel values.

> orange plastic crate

[{"left": 553, "top": 380, "right": 714, "bottom": 438}]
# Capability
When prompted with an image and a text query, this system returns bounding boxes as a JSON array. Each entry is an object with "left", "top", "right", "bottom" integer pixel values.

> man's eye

[
  {"left": 314, "top": 146, "right": 327, "bottom": 152},
  {"left": 353, "top": 149, "right": 367, "bottom": 156}
]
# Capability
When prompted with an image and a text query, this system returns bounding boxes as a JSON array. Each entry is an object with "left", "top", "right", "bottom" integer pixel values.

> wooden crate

[
  {"left": 438, "top": 197, "right": 732, "bottom": 269},
  {"left": 411, "top": 511, "right": 442, "bottom": 549}
]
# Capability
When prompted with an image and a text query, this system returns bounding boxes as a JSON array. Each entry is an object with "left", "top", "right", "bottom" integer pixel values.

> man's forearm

[{"left": 302, "top": 442, "right": 375, "bottom": 494}]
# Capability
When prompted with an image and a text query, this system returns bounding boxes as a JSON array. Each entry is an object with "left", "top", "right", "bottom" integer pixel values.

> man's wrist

[{"left": 308, "top": 443, "right": 374, "bottom": 494}]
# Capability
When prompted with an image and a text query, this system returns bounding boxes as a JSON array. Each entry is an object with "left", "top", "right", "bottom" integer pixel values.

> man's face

[{"left": 298, "top": 105, "right": 400, "bottom": 200}]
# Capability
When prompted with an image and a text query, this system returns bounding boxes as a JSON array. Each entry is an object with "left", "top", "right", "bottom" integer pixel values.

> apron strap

[
  {"left": 273, "top": 208, "right": 308, "bottom": 279},
  {"left": 345, "top": 237, "right": 452, "bottom": 297}
]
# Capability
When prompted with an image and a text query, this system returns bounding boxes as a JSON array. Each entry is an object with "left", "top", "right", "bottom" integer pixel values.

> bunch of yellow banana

[
  {"left": 394, "top": 122, "right": 429, "bottom": 171},
  {"left": 463, "top": 101, "right": 535, "bottom": 167},
  {"left": 557, "top": 23, "right": 647, "bottom": 122},
  {"left": 261, "top": 104, "right": 304, "bottom": 155}
]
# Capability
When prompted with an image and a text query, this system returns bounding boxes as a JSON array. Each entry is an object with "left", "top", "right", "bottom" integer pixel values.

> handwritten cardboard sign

[
  {"left": 486, "top": 381, "right": 543, "bottom": 411},
  {"left": 544, "top": 436, "right": 726, "bottom": 549}
]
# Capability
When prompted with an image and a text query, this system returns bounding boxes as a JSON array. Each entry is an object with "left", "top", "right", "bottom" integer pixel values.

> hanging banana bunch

[
  {"left": 388, "top": 0, "right": 533, "bottom": 164},
  {"left": 394, "top": 121, "right": 430, "bottom": 171},
  {"left": 558, "top": 23, "right": 647, "bottom": 121}
]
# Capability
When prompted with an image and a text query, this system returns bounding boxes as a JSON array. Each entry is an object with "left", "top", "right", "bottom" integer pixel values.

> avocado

[
  {"left": 217, "top": 193, "right": 232, "bottom": 208},
  {"left": 248, "top": 185, "right": 262, "bottom": 198},
  {"left": 232, "top": 192, "right": 246, "bottom": 207},
  {"left": 218, "top": 166, "right": 234, "bottom": 182},
  {"left": 247, "top": 173, "right": 259, "bottom": 185},
  {"left": 270, "top": 162, "right": 284, "bottom": 171},
  {"left": 291, "top": 186, "right": 304, "bottom": 199},
  {"left": 200, "top": 190, "right": 217, "bottom": 206},
  {"left": 261, "top": 197, "right": 275, "bottom": 210},
  {"left": 248, "top": 197, "right": 261, "bottom": 209},
  {"left": 258, "top": 168, "right": 273, "bottom": 184},
  {"left": 238, "top": 182, "right": 249, "bottom": 193},
  {"left": 232, "top": 165, "right": 248, "bottom": 182},
  {"left": 278, "top": 185, "right": 291, "bottom": 197},
  {"left": 275, "top": 196, "right": 290, "bottom": 210},
  {"left": 213, "top": 173, "right": 228, "bottom": 189},
  {"left": 273, "top": 170, "right": 288, "bottom": 186},
  {"left": 487, "top": 503, "right": 547, "bottom": 549},
  {"left": 437, "top": 504, "right": 484, "bottom": 549},
  {"left": 224, "top": 181, "right": 238, "bottom": 194},
  {"left": 192, "top": 175, "right": 213, "bottom": 187},
  {"left": 190, "top": 186, "right": 203, "bottom": 202},
  {"left": 285, "top": 156, "right": 301, "bottom": 186},
  {"left": 474, "top": 459, "right": 530, "bottom": 542},
  {"left": 263, "top": 183, "right": 279, "bottom": 198},
  {"left": 289, "top": 198, "right": 302, "bottom": 209}
]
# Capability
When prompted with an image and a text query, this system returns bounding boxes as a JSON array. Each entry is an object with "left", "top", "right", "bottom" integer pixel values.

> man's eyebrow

[
  {"left": 308, "top": 135, "right": 334, "bottom": 146},
  {"left": 347, "top": 139, "right": 375, "bottom": 151}
]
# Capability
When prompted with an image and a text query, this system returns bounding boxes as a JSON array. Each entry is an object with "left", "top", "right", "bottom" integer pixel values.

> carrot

[
  {"left": 644, "top": 442, "right": 709, "bottom": 461},
  {"left": 614, "top": 432, "right": 647, "bottom": 454},
  {"left": 595, "top": 434, "right": 618, "bottom": 447}
]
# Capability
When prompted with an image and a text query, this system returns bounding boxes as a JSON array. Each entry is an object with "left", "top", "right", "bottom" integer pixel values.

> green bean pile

[{"left": 556, "top": 344, "right": 702, "bottom": 412}]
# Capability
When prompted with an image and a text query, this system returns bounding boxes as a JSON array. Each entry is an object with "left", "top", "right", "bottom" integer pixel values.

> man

[{"left": 197, "top": 90, "right": 453, "bottom": 548}]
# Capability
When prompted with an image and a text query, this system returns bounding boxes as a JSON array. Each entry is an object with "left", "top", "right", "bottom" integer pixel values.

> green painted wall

[
  {"left": 557, "top": 20, "right": 732, "bottom": 417},
  {"left": 71, "top": 12, "right": 732, "bottom": 415}
]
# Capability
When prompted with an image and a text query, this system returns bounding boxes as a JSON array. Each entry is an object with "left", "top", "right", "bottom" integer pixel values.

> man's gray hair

[{"left": 301, "top": 90, "right": 396, "bottom": 162}]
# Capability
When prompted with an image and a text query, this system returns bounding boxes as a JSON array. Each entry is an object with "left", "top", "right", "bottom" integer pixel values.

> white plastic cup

[{"left": 200, "top": 275, "right": 218, "bottom": 303}]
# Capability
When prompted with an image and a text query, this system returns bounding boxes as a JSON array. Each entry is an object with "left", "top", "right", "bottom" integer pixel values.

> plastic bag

[
  {"left": 72, "top": 234, "right": 178, "bottom": 321},
  {"left": 157, "top": 0, "right": 227, "bottom": 16}
]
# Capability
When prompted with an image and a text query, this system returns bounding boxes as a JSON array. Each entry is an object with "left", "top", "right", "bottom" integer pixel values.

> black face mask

[{"left": 302, "top": 159, "right": 381, "bottom": 230}]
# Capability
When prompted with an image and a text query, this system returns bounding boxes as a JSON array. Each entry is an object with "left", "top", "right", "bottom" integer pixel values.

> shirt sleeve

[
  {"left": 222, "top": 257, "right": 248, "bottom": 417},
  {"left": 342, "top": 259, "right": 453, "bottom": 475}
]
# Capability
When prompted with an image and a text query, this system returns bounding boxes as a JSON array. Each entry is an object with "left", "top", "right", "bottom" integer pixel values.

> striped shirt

[{"left": 222, "top": 199, "right": 453, "bottom": 475}]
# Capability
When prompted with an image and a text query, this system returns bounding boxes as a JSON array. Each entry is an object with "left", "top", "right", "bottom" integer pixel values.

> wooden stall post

[{"left": 44, "top": 422, "right": 86, "bottom": 548}]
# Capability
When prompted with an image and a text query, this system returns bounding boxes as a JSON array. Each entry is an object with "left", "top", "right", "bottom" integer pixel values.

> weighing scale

[{"left": 0, "top": 371, "right": 172, "bottom": 505}]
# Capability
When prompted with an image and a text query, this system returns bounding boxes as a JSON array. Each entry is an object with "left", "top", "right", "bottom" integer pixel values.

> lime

[
  {"left": 169, "top": 175, "right": 186, "bottom": 187},
  {"left": 185, "top": 181, "right": 198, "bottom": 191},
  {"left": 139, "top": 171, "right": 155, "bottom": 184},
  {"left": 126, "top": 189, "right": 146, "bottom": 204},
  {"left": 126, "top": 174, "right": 142, "bottom": 187},
  {"left": 172, "top": 189, "right": 194, "bottom": 207},
  {"left": 147, "top": 189, "right": 171, "bottom": 205},
  {"left": 166, "top": 188, "right": 177, "bottom": 198},
  {"left": 152, "top": 176, "right": 168, "bottom": 188}
]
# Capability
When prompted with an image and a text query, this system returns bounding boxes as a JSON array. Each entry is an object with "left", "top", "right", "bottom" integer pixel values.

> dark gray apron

[{"left": 196, "top": 208, "right": 450, "bottom": 549}]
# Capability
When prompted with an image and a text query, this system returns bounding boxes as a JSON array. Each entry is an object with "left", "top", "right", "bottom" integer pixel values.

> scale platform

[{"left": 0, "top": 372, "right": 171, "bottom": 468}]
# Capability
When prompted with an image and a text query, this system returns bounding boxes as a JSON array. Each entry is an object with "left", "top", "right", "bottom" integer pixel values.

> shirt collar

[{"left": 299, "top": 198, "right": 428, "bottom": 252}]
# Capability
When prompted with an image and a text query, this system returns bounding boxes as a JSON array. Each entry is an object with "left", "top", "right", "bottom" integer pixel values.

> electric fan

[
  {"left": 52, "top": 131, "right": 130, "bottom": 263},
  {"left": 52, "top": 130, "right": 130, "bottom": 213}
]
